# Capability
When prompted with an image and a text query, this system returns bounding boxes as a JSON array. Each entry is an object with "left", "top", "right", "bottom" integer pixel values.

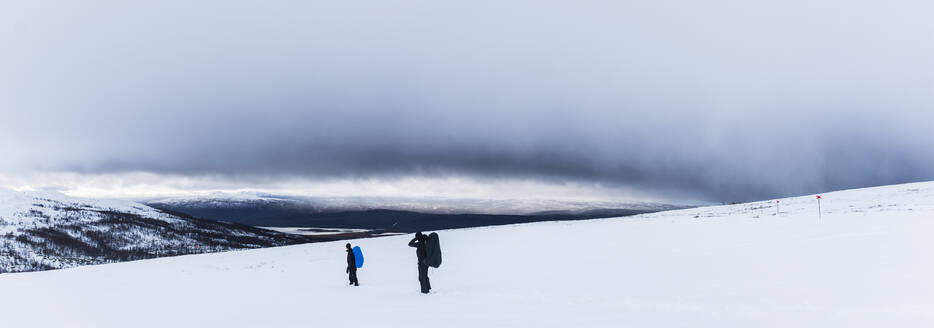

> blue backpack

[{"left": 352, "top": 246, "right": 364, "bottom": 268}]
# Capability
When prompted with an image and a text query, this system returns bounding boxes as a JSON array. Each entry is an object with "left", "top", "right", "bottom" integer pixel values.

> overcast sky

[{"left": 1, "top": 0, "right": 932, "bottom": 202}]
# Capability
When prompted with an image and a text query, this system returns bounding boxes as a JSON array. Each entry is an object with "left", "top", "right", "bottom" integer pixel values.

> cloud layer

[{"left": 2, "top": 0, "right": 933, "bottom": 201}]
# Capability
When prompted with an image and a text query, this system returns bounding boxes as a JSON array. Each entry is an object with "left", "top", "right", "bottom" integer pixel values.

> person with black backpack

[{"left": 408, "top": 232, "right": 431, "bottom": 293}]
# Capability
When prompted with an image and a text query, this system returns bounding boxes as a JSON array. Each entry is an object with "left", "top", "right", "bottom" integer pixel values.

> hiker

[
  {"left": 346, "top": 243, "right": 359, "bottom": 286},
  {"left": 408, "top": 232, "right": 431, "bottom": 293}
]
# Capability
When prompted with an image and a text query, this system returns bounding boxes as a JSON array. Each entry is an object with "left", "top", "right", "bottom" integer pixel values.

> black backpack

[{"left": 425, "top": 232, "right": 442, "bottom": 268}]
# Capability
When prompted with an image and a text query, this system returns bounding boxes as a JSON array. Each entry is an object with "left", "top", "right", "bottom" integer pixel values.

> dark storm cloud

[{"left": 2, "top": 0, "right": 933, "bottom": 201}]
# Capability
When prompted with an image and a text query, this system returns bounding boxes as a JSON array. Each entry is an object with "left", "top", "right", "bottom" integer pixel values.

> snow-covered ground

[{"left": 1, "top": 182, "right": 932, "bottom": 327}]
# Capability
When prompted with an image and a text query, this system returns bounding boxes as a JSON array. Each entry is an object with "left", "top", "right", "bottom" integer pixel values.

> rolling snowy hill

[
  {"left": 1, "top": 182, "right": 932, "bottom": 327},
  {"left": 0, "top": 189, "right": 309, "bottom": 273}
]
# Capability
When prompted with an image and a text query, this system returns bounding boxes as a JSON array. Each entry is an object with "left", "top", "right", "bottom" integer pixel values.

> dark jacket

[
  {"left": 347, "top": 249, "right": 356, "bottom": 270},
  {"left": 408, "top": 236, "right": 427, "bottom": 260}
]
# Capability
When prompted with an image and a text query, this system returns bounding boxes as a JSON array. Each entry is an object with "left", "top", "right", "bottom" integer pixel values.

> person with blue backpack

[{"left": 345, "top": 243, "right": 359, "bottom": 286}]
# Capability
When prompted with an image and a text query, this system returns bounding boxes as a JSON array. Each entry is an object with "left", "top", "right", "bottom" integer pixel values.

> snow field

[{"left": 1, "top": 182, "right": 932, "bottom": 327}]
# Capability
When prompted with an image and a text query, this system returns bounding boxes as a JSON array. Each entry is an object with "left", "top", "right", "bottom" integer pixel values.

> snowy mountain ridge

[
  {"left": 0, "top": 188, "right": 309, "bottom": 273},
  {"left": 0, "top": 188, "right": 182, "bottom": 231}
]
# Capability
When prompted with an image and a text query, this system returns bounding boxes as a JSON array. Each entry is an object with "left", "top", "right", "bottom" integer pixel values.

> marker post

[{"left": 816, "top": 195, "right": 822, "bottom": 220}]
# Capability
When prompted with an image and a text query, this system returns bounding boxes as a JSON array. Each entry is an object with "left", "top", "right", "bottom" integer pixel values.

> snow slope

[{"left": 1, "top": 182, "right": 932, "bottom": 327}]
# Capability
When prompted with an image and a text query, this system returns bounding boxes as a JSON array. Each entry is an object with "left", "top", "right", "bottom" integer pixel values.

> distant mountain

[
  {"left": 146, "top": 194, "right": 687, "bottom": 231},
  {"left": 147, "top": 193, "right": 687, "bottom": 215},
  {"left": 0, "top": 189, "right": 310, "bottom": 273}
]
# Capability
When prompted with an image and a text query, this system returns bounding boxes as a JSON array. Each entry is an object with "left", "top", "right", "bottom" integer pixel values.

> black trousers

[
  {"left": 348, "top": 267, "right": 358, "bottom": 285},
  {"left": 417, "top": 263, "right": 431, "bottom": 293}
]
